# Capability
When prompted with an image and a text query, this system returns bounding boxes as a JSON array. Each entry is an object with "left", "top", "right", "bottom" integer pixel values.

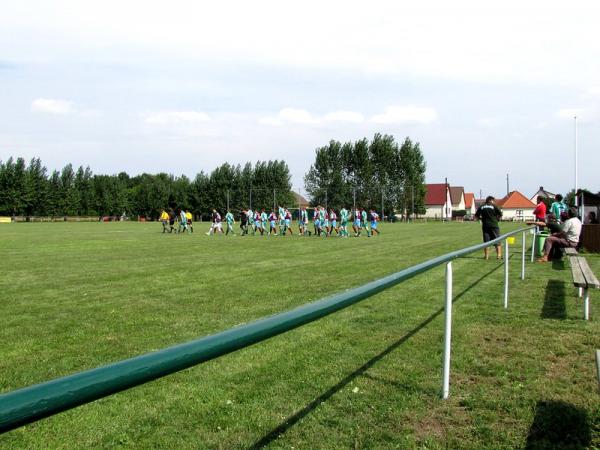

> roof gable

[
  {"left": 449, "top": 186, "right": 465, "bottom": 206},
  {"left": 497, "top": 191, "right": 536, "bottom": 208},
  {"left": 464, "top": 193, "right": 475, "bottom": 208},
  {"left": 425, "top": 183, "right": 448, "bottom": 205}
]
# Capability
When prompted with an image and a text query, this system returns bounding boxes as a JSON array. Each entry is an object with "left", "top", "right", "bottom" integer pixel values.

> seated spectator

[
  {"left": 537, "top": 208, "right": 582, "bottom": 262},
  {"left": 586, "top": 211, "right": 599, "bottom": 224},
  {"left": 527, "top": 213, "right": 562, "bottom": 234}
]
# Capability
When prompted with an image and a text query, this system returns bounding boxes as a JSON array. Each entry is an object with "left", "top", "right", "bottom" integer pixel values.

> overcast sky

[{"left": 1, "top": 1, "right": 599, "bottom": 198}]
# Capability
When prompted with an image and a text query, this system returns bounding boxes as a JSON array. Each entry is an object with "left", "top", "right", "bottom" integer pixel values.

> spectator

[
  {"left": 586, "top": 211, "right": 599, "bottom": 224},
  {"left": 475, "top": 195, "right": 503, "bottom": 260},
  {"left": 550, "top": 194, "right": 568, "bottom": 223},
  {"left": 532, "top": 198, "right": 547, "bottom": 230},
  {"left": 537, "top": 207, "right": 582, "bottom": 262}
]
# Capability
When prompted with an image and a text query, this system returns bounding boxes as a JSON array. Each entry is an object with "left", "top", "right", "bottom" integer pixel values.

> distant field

[{"left": 0, "top": 222, "right": 599, "bottom": 449}]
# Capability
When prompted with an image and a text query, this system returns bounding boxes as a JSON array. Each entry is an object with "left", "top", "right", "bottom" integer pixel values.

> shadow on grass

[
  {"left": 541, "top": 279, "right": 566, "bottom": 320},
  {"left": 551, "top": 258, "right": 566, "bottom": 271},
  {"left": 249, "top": 261, "right": 504, "bottom": 449},
  {"left": 525, "top": 400, "right": 591, "bottom": 449}
]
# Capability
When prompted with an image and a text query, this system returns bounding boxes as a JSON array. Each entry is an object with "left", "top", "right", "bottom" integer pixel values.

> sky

[{"left": 1, "top": 0, "right": 599, "bottom": 199}]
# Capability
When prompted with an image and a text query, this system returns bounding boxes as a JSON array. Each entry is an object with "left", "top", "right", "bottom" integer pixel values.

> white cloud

[
  {"left": 585, "top": 86, "right": 600, "bottom": 98},
  {"left": 144, "top": 110, "right": 211, "bottom": 125},
  {"left": 31, "top": 98, "right": 74, "bottom": 115},
  {"left": 278, "top": 108, "right": 316, "bottom": 124},
  {"left": 324, "top": 110, "right": 364, "bottom": 123},
  {"left": 370, "top": 105, "right": 438, "bottom": 125}
]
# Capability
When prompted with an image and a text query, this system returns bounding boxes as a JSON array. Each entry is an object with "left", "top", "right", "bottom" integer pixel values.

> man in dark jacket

[{"left": 475, "top": 196, "right": 503, "bottom": 260}]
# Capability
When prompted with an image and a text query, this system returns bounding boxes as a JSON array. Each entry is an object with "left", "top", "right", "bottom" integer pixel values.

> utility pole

[
  {"left": 574, "top": 115, "right": 578, "bottom": 207},
  {"left": 249, "top": 188, "right": 252, "bottom": 210},
  {"left": 381, "top": 189, "right": 384, "bottom": 222},
  {"left": 353, "top": 188, "right": 356, "bottom": 213},
  {"left": 411, "top": 185, "right": 415, "bottom": 222},
  {"left": 273, "top": 188, "right": 276, "bottom": 211},
  {"left": 506, "top": 173, "right": 509, "bottom": 195},
  {"left": 445, "top": 177, "right": 449, "bottom": 222},
  {"left": 226, "top": 189, "right": 230, "bottom": 211}
]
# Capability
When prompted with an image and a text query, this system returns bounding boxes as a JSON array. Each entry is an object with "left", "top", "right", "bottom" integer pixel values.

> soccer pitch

[{"left": 1, "top": 222, "right": 599, "bottom": 449}]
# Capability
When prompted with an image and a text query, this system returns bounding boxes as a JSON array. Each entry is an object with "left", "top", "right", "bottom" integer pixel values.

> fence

[{"left": 0, "top": 226, "right": 534, "bottom": 433}]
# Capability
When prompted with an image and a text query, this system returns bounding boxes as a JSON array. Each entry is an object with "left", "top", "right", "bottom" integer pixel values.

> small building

[
  {"left": 496, "top": 191, "right": 536, "bottom": 221},
  {"left": 464, "top": 193, "right": 476, "bottom": 217},
  {"left": 424, "top": 183, "right": 452, "bottom": 220},
  {"left": 530, "top": 186, "right": 556, "bottom": 204},
  {"left": 292, "top": 192, "right": 310, "bottom": 208},
  {"left": 449, "top": 186, "right": 466, "bottom": 211}
]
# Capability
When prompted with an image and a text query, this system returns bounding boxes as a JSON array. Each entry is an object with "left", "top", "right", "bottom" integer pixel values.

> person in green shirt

[
  {"left": 339, "top": 207, "right": 349, "bottom": 237},
  {"left": 360, "top": 209, "right": 370, "bottom": 237},
  {"left": 474, "top": 196, "right": 503, "bottom": 260},
  {"left": 550, "top": 194, "right": 568, "bottom": 223},
  {"left": 225, "top": 210, "right": 235, "bottom": 235}
]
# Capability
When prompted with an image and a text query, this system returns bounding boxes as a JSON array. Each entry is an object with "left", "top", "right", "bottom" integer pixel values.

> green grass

[{"left": 0, "top": 222, "right": 599, "bottom": 449}]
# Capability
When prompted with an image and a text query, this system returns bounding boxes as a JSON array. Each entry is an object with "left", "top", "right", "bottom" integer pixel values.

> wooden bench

[
  {"left": 565, "top": 247, "right": 578, "bottom": 256},
  {"left": 569, "top": 256, "right": 600, "bottom": 320}
]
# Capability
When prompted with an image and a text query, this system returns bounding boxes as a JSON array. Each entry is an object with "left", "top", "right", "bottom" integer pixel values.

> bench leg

[
  {"left": 579, "top": 287, "right": 583, "bottom": 298},
  {"left": 584, "top": 288, "right": 590, "bottom": 320}
]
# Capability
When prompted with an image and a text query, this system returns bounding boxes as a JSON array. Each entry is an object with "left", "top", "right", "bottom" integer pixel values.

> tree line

[
  {"left": 304, "top": 134, "right": 427, "bottom": 216},
  {"left": 0, "top": 157, "right": 294, "bottom": 219}
]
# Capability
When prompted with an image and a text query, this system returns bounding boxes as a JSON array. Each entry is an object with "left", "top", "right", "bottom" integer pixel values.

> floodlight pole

[
  {"left": 574, "top": 115, "right": 578, "bottom": 208},
  {"left": 504, "top": 239, "right": 509, "bottom": 309}
]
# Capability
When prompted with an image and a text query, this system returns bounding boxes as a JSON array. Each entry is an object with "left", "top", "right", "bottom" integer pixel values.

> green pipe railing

[{"left": 0, "top": 226, "right": 534, "bottom": 433}]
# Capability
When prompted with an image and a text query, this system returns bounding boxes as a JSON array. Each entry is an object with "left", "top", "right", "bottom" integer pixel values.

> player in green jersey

[
  {"left": 225, "top": 210, "right": 235, "bottom": 235},
  {"left": 339, "top": 207, "right": 349, "bottom": 237}
]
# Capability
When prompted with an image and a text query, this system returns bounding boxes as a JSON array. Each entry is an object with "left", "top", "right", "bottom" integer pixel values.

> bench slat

[
  {"left": 580, "top": 258, "right": 600, "bottom": 288},
  {"left": 565, "top": 247, "right": 579, "bottom": 256},
  {"left": 571, "top": 257, "right": 588, "bottom": 288}
]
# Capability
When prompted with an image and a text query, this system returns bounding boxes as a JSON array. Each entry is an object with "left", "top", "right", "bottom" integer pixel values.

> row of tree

[
  {"left": 304, "top": 134, "right": 427, "bottom": 215},
  {"left": 0, "top": 158, "right": 294, "bottom": 219}
]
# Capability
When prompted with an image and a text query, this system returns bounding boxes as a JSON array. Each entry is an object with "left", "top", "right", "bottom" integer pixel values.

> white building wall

[{"left": 500, "top": 208, "right": 535, "bottom": 221}]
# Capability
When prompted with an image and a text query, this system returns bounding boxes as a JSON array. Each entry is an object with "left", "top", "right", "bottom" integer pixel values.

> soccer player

[
  {"left": 225, "top": 210, "right": 236, "bottom": 235},
  {"left": 207, "top": 209, "right": 223, "bottom": 235},
  {"left": 178, "top": 209, "right": 188, "bottom": 234},
  {"left": 299, "top": 207, "right": 308, "bottom": 236},
  {"left": 260, "top": 209, "right": 268, "bottom": 235},
  {"left": 339, "top": 206, "right": 349, "bottom": 237},
  {"left": 277, "top": 205, "right": 286, "bottom": 235},
  {"left": 247, "top": 208, "right": 255, "bottom": 235},
  {"left": 268, "top": 210, "right": 278, "bottom": 235},
  {"left": 318, "top": 206, "right": 327, "bottom": 237},
  {"left": 369, "top": 209, "right": 380, "bottom": 236},
  {"left": 329, "top": 209, "right": 338, "bottom": 236},
  {"left": 313, "top": 207, "right": 320, "bottom": 236},
  {"left": 240, "top": 209, "right": 248, "bottom": 235},
  {"left": 285, "top": 209, "right": 294, "bottom": 235},
  {"left": 168, "top": 209, "right": 176, "bottom": 233},
  {"left": 185, "top": 210, "right": 193, "bottom": 233},
  {"left": 353, "top": 208, "right": 361, "bottom": 236},
  {"left": 255, "top": 210, "right": 263, "bottom": 235},
  {"left": 159, "top": 209, "right": 169, "bottom": 233},
  {"left": 361, "top": 208, "right": 370, "bottom": 237}
]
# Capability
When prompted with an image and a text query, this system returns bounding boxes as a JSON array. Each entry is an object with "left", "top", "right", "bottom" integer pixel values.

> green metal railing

[{"left": 0, "top": 226, "right": 534, "bottom": 433}]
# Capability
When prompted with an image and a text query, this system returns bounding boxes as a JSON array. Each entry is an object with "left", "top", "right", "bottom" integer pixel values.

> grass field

[{"left": 1, "top": 221, "right": 599, "bottom": 449}]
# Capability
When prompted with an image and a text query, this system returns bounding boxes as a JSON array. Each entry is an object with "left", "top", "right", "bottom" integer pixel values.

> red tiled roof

[
  {"left": 464, "top": 193, "right": 475, "bottom": 208},
  {"left": 497, "top": 191, "right": 536, "bottom": 208},
  {"left": 425, "top": 183, "right": 448, "bottom": 205}
]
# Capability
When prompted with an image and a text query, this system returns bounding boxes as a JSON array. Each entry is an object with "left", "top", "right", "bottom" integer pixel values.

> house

[
  {"left": 449, "top": 186, "right": 466, "bottom": 211},
  {"left": 530, "top": 186, "right": 555, "bottom": 204},
  {"left": 424, "top": 183, "right": 452, "bottom": 219},
  {"left": 292, "top": 191, "right": 310, "bottom": 208},
  {"left": 496, "top": 191, "right": 536, "bottom": 221},
  {"left": 464, "top": 193, "right": 476, "bottom": 217}
]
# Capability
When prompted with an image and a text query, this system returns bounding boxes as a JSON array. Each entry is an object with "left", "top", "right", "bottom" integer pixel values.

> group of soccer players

[
  {"left": 159, "top": 209, "right": 194, "bottom": 234},
  {"left": 204, "top": 205, "right": 381, "bottom": 237}
]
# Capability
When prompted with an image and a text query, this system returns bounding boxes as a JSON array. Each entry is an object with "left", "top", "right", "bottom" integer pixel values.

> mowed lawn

[{"left": 0, "top": 221, "right": 599, "bottom": 449}]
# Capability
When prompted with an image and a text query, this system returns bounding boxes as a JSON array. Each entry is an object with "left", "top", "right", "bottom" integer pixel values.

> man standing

[
  {"left": 532, "top": 198, "right": 547, "bottom": 231},
  {"left": 550, "top": 194, "right": 568, "bottom": 223},
  {"left": 475, "top": 196, "right": 503, "bottom": 260}
]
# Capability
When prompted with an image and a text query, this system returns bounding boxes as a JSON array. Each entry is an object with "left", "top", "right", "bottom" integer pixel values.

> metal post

[
  {"left": 584, "top": 288, "right": 590, "bottom": 320},
  {"left": 325, "top": 191, "right": 328, "bottom": 211},
  {"left": 249, "top": 188, "right": 252, "bottom": 210},
  {"left": 353, "top": 188, "right": 356, "bottom": 212},
  {"left": 381, "top": 189, "right": 384, "bottom": 222},
  {"left": 504, "top": 239, "right": 509, "bottom": 309},
  {"left": 531, "top": 231, "right": 536, "bottom": 263},
  {"left": 227, "top": 189, "right": 230, "bottom": 211},
  {"left": 521, "top": 232, "right": 526, "bottom": 280},
  {"left": 442, "top": 261, "right": 453, "bottom": 399},
  {"left": 273, "top": 188, "right": 276, "bottom": 211},
  {"left": 411, "top": 185, "right": 415, "bottom": 222},
  {"left": 574, "top": 115, "right": 578, "bottom": 208}
]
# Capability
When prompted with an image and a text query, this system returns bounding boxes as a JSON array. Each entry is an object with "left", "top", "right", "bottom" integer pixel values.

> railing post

[
  {"left": 504, "top": 239, "right": 509, "bottom": 309},
  {"left": 584, "top": 288, "right": 590, "bottom": 320},
  {"left": 521, "top": 232, "right": 526, "bottom": 280},
  {"left": 442, "top": 261, "right": 453, "bottom": 399},
  {"left": 530, "top": 230, "right": 536, "bottom": 263}
]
